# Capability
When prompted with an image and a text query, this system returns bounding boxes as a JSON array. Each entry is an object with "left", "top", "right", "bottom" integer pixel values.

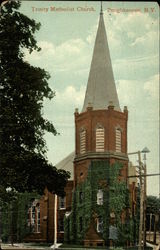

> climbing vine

[
  {"left": 1, "top": 192, "right": 40, "bottom": 242},
  {"left": 64, "top": 160, "right": 135, "bottom": 245}
]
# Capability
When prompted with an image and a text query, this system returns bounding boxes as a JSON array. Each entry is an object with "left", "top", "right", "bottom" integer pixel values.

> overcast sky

[{"left": 20, "top": 1, "right": 159, "bottom": 197}]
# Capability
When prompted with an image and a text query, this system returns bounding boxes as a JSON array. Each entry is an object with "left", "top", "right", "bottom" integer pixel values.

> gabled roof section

[
  {"left": 56, "top": 152, "right": 75, "bottom": 180},
  {"left": 82, "top": 11, "right": 121, "bottom": 112}
]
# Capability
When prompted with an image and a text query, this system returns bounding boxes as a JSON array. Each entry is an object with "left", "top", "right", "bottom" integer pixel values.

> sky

[{"left": 20, "top": 1, "right": 159, "bottom": 197}]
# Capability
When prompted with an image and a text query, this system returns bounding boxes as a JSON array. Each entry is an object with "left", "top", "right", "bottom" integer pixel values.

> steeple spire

[
  {"left": 82, "top": 6, "right": 121, "bottom": 112},
  {"left": 100, "top": 1, "right": 103, "bottom": 15}
]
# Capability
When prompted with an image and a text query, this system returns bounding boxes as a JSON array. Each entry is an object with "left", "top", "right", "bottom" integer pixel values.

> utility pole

[
  {"left": 143, "top": 163, "right": 147, "bottom": 249},
  {"left": 138, "top": 151, "right": 144, "bottom": 250},
  {"left": 141, "top": 147, "right": 150, "bottom": 249},
  {"left": 128, "top": 150, "right": 144, "bottom": 249},
  {"left": 128, "top": 148, "right": 150, "bottom": 250}
]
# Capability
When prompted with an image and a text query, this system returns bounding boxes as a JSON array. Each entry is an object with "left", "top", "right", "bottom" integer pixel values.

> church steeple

[
  {"left": 82, "top": 6, "right": 121, "bottom": 112},
  {"left": 100, "top": 1, "right": 103, "bottom": 15}
]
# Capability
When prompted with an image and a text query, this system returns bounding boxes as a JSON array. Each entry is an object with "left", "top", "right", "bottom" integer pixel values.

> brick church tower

[
  {"left": 70, "top": 6, "right": 130, "bottom": 247},
  {"left": 74, "top": 6, "right": 128, "bottom": 186},
  {"left": 74, "top": 9, "right": 128, "bottom": 189}
]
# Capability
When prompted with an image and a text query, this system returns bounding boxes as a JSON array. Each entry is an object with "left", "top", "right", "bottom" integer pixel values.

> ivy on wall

[
  {"left": 1, "top": 192, "right": 39, "bottom": 242},
  {"left": 64, "top": 160, "right": 135, "bottom": 245}
]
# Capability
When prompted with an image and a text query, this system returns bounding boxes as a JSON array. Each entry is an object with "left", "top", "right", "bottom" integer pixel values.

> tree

[
  {"left": 0, "top": 1, "right": 70, "bottom": 200},
  {"left": 147, "top": 195, "right": 160, "bottom": 214},
  {"left": 146, "top": 195, "right": 160, "bottom": 241}
]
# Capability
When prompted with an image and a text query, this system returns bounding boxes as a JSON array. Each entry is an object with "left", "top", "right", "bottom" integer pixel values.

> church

[{"left": 25, "top": 5, "right": 137, "bottom": 247}]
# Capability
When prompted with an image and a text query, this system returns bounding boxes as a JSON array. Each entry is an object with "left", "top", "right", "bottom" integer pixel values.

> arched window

[
  {"left": 28, "top": 199, "right": 40, "bottom": 233},
  {"left": 80, "top": 128, "right": 86, "bottom": 154},
  {"left": 97, "top": 189, "right": 103, "bottom": 205},
  {"left": 115, "top": 128, "right": 122, "bottom": 152},
  {"left": 96, "top": 125, "right": 105, "bottom": 152}
]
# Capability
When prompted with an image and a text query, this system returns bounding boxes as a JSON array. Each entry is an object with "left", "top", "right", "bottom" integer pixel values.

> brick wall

[
  {"left": 25, "top": 181, "right": 73, "bottom": 243},
  {"left": 74, "top": 106, "right": 128, "bottom": 186},
  {"left": 75, "top": 106, "right": 128, "bottom": 155}
]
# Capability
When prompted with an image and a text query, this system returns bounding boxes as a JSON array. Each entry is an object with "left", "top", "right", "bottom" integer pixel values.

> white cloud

[
  {"left": 24, "top": 41, "right": 55, "bottom": 61},
  {"left": 56, "top": 39, "right": 86, "bottom": 56},
  {"left": 131, "top": 36, "right": 145, "bottom": 46},
  {"left": 105, "top": 11, "right": 158, "bottom": 37},
  {"left": 130, "top": 30, "right": 158, "bottom": 51},
  {"left": 44, "top": 85, "right": 85, "bottom": 122},
  {"left": 117, "top": 74, "right": 159, "bottom": 119},
  {"left": 86, "top": 20, "right": 98, "bottom": 44},
  {"left": 118, "top": 73, "right": 159, "bottom": 98},
  {"left": 144, "top": 74, "right": 159, "bottom": 99},
  {"left": 56, "top": 85, "right": 85, "bottom": 108},
  {"left": 117, "top": 79, "right": 140, "bottom": 107},
  {"left": 39, "top": 41, "right": 55, "bottom": 55},
  {"left": 103, "top": 11, "right": 159, "bottom": 59},
  {"left": 24, "top": 38, "right": 91, "bottom": 73},
  {"left": 113, "top": 54, "right": 159, "bottom": 80}
]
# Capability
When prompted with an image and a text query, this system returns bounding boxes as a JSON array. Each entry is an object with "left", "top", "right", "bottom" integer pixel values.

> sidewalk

[
  {"left": 0, "top": 244, "right": 106, "bottom": 250},
  {"left": 1, "top": 243, "right": 51, "bottom": 250},
  {"left": 146, "top": 242, "right": 160, "bottom": 250}
]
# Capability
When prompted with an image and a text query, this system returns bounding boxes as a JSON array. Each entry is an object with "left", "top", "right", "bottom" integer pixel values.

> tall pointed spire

[{"left": 82, "top": 5, "right": 121, "bottom": 112}]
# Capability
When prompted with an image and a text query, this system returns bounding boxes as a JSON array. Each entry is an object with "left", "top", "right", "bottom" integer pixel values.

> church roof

[
  {"left": 82, "top": 11, "right": 121, "bottom": 112},
  {"left": 56, "top": 152, "right": 74, "bottom": 180}
]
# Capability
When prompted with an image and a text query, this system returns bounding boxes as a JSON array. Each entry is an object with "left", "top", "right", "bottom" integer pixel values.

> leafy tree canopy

[
  {"left": 0, "top": 1, "right": 70, "bottom": 201},
  {"left": 147, "top": 195, "right": 160, "bottom": 214}
]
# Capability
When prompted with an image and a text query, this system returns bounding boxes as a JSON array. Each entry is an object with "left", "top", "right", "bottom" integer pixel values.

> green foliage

[
  {"left": 64, "top": 161, "right": 134, "bottom": 245},
  {"left": 0, "top": 1, "right": 70, "bottom": 199},
  {"left": 146, "top": 195, "right": 160, "bottom": 232},
  {"left": 133, "top": 186, "right": 140, "bottom": 243},
  {"left": 0, "top": 186, "right": 18, "bottom": 205},
  {"left": 118, "top": 219, "right": 134, "bottom": 245},
  {"left": 109, "top": 163, "right": 129, "bottom": 222},
  {"left": 147, "top": 195, "right": 160, "bottom": 214},
  {"left": 1, "top": 192, "right": 40, "bottom": 242}
]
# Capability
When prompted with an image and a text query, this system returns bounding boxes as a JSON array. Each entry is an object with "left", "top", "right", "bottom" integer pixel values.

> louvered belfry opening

[
  {"left": 96, "top": 126, "right": 105, "bottom": 152},
  {"left": 80, "top": 129, "right": 86, "bottom": 154},
  {"left": 115, "top": 128, "right": 122, "bottom": 152}
]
